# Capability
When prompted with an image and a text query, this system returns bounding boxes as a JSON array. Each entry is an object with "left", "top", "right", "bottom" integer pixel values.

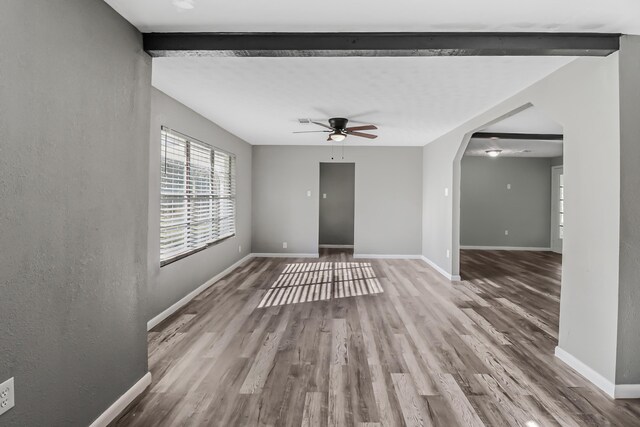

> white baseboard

[
  {"left": 615, "top": 383, "right": 640, "bottom": 399},
  {"left": 421, "top": 256, "right": 461, "bottom": 281},
  {"left": 89, "top": 372, "right": 151, "bottom": 427},
  {"left": 319, "top": 244, "right": 354, "bottom": 249},
  {"left": 460, "top": 245, "right": 552, "bottom": 251},
  {"left": 353, "top": 254, "right": 422, "bottom": 260},
  {"left": 147, "top": 254, "right": 254, "bottom": 330},
  {"left": 554, "top": 346, "right": 617, "bottom": 398},
  {"left": 252, "top": 253, "right": 319, "bottom": 258}
]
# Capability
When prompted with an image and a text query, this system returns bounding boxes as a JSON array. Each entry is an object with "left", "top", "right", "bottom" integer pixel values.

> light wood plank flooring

[{"left": 114, "top": 249, "right": 640, "bottom": 426}]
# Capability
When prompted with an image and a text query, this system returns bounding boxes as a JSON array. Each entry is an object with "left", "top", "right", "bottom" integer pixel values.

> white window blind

[{"left": 160, "top": 127, "right": 236, "bottom": 265}]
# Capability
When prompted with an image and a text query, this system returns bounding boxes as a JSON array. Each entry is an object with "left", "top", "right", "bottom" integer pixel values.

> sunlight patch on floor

[{"left": 257, "top": 262, "right": 383, "bottom": 308}]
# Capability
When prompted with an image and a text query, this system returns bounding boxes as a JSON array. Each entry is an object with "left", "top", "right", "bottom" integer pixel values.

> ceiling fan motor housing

[{"left": 329, "top": 117, "right": 349, "bottom": 131}]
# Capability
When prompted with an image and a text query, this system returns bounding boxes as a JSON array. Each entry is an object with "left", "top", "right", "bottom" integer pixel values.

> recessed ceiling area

[
  {"left": 466, "top": 106, "right": 563, "bottom": 157},
  {"left": 152, "top": 56, "right": 575, "bottom": 146},
  {"left": 103, "top": 0, "right": 640, "bottom": 34},
  {"left": 465, "top": 138, "right": 563, "bottom": 157}
]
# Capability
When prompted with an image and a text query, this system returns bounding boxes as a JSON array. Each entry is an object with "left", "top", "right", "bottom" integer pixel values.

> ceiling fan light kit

[{"left": 293, "top": 117, "right": 378, "bottom": 142}]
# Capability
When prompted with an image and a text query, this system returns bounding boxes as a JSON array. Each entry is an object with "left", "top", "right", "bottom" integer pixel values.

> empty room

[{"left": 2, "top": 1, "right": 640, "bottom": 426}]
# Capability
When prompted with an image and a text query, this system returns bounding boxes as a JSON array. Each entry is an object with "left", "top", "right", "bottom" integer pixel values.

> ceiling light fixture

[
  {"left": 172, "top": 0, "right": 195, "bottom": 10},
  {"left": 486, "top": 149, "right": 502, "bottom": 158},
  {"left": 329, "top": 131, "right": 346, "bottom": 142}
]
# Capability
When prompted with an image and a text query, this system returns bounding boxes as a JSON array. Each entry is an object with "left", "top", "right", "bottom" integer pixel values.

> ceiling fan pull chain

[
  {"left": 342, "top": 142, "right": 344, "bottom": 160},
  {"left": 331, "top": 143, "right": 334, "bottom": 160}
]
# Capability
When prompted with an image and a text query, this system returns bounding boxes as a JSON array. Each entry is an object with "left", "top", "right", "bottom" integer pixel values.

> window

[
  {"left": 558, "top": 173, "right": 564, "bottom": 239},
  {"left": 160, "top": 127, "right": 236, "bottom": 265}
]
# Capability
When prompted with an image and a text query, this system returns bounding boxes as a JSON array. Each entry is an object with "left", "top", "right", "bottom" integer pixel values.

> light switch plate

[
  {"left": 0, "top": 377, "right": 14, "bottom": 417},
  {"left": 306, "top": 190, "right": 311, "bottom": 197},
  {"left": 323, "top": 193, "right": 327, "bottom": 199}
]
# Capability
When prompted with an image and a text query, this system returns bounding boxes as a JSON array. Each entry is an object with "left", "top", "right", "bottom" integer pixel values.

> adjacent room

[{"left": 3, "top": 1, "right": 640, "bottom": 426}]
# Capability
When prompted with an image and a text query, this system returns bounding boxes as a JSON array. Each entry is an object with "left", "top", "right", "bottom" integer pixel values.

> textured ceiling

[
  {"left": 152, "top": 56, "right": 574, "bottom": 146},
  {"left": 465, "top": 138, "right": 563, "bottom": 158},
  {"left": 467, "top": 106, "right": 563, "bottom": 157},
  {"left": 104, "top": 0, "right": 640, "bottom": 34}
]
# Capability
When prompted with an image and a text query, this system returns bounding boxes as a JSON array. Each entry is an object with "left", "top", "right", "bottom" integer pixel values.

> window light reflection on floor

[{"left": 257, "top": 262, "right": 383, "bottom": 308}]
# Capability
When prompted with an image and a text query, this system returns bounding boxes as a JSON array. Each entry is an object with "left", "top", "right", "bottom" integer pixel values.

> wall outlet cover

[
  {"left": 0, "top": 377, "right": 14, "bottom": 417},
  {"left": 283, "top": 242, "right": 288, "bottom": 249}
]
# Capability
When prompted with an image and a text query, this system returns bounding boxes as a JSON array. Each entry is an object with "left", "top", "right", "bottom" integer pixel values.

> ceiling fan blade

[
  {"left": 346, "top": 125, "right": 377, "bottom": 131},
  {"left": 293, "top": 130, "right": 331, "bottom": 134},
  {"left": 348, "top": 131, "right": 378, "bottom": 139},
  {"left": 311, "top": 121, "right": 333, "bottom": 130}
]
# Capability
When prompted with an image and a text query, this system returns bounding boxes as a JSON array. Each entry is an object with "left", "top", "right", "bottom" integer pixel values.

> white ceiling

[
  {"left": 466, "top": 106, "right": 563, "bottom": 157},
  {"left": 104, "top": 0, "right": 640, "bottom": 34},
  {"left": 152, "top": 56, "right": 574, "bottom": 146},
  {"left": 465, "top": 138, "right": 563, "bottom": 157}
]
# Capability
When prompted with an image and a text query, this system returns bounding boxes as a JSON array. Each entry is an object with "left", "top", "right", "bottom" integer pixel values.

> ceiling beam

[
  {"left": 143, "top": 32, "right": 619, "bottom": 58},
  {"left": 472, "top": 132, "right": 564, "bottom": 140}
]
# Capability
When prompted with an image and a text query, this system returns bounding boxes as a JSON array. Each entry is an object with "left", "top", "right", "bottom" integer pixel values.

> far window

[{"left": 160, "top": 127, "right": 236, "bottom": 265}]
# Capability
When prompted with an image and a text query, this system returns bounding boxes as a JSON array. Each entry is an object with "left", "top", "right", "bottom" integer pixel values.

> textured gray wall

[
  {"left": 0, "top": 1, "right": 151, "bottom": 426},
  {"left": 253, "top": 146, "right": 422, "bottom": 255},
  {"left": 460, "top": 157, "right": 552, "bottom": 248},
  {"left": 616, "top": 35, "right": 640, "bottom": 385},
  {"left": 550, "top": 156, "right": 564, "bottom": 167},
  {"left": 319, "top": 163, "right": 355, "bottom": 245},
  {"left": 148, "top": 89, "right": 252, "bottom": 321}
]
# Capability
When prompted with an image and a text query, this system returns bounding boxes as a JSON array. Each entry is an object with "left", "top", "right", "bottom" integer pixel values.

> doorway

[{"left": 319, "top": 163, "right": 355, "bottom": 249}]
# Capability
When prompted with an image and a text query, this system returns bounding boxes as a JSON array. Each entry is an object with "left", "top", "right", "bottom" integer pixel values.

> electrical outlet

[
  {"left": 238, "top": 245, "right": 242, "bottom": 253},
  {"left": 505, "top": 230, "right": 509, "bottom": 236},
  {"left": 306, "top": 190, "right": 311, "bottom": 197},
  {"left": 323, "top": 193, "right": 327, "bottom": 199},
  {"left": 507, "top": 183, "right": 511, "bottom": 190},
  {"left": 0, "top": 377, "right": 14, "bottom": 417},
  {"left": 446, "top": 249, "right": 450, "bottom": 259},
  {"left": 283, "top": 242, "right": 288, "bottom": 249},
  {"left": 444, "top": 187, "right": 449, "bottom": 197}
]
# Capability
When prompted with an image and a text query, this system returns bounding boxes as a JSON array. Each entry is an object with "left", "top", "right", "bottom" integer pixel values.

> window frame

[{"left": 159, "top": 126, "right": 237, "bottom": 267}]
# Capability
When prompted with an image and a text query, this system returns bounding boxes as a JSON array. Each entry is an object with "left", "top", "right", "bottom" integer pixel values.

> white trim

[
  {"left": 554, "top": 346, "right": 616, "bottom": 398},
  {"left": 89, "top": 372, "right": 151, "bottom": 427},
  {"left": 421, "top": 256, "right": 462, "bottom": 281},
  {"left": 460, "top": 245, "right": 551, "bottom": 251},
  {"left": 615, "top": 384, "right": 640, "bottom": 399},
  {"left": 252, "top": 253, "right": 319, "bottom": 258},
  {"left": 147, "top": 254, "right": 253, "bottom": 330},
  {"left": 353, "top": 254, "right": 422, "bottom": 260},
  {"left": 318, "top": 244, "right": 354, "bottom": 249}
]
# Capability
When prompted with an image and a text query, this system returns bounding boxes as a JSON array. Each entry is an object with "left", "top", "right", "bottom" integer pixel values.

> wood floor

[{"left": 114, "top": 249, "right": 640, "bottom": 426}]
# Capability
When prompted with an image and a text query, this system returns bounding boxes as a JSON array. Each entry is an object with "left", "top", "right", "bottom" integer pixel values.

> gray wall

[
  {"left": 550, "top": 156, "right": 564, "bottom": 167},
  {"left": 0, "top": 1, "right": 151, "bottom": 426},
  {"left": 617, "top": 35, "right": 640, "bottom": 385},
  {"left": 319, "top": 163, "right": 355, "bottom": 246},
  {"left": 148, "top": 89, "right": 252, "bottom": 321},
  {"left": 253, "top": 146, "right": 422, "bottom": 255},
  {"left": 422, "top": 55, "right": 622, "bottom": 384},
  {"left": 460, "top": 157, "right": 552, "bottom": 248}
]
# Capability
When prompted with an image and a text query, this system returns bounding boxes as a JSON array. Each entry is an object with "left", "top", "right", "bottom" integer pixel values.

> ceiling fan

[{"left": 293, "top": 118, "right": 378, "bottom": 141}]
